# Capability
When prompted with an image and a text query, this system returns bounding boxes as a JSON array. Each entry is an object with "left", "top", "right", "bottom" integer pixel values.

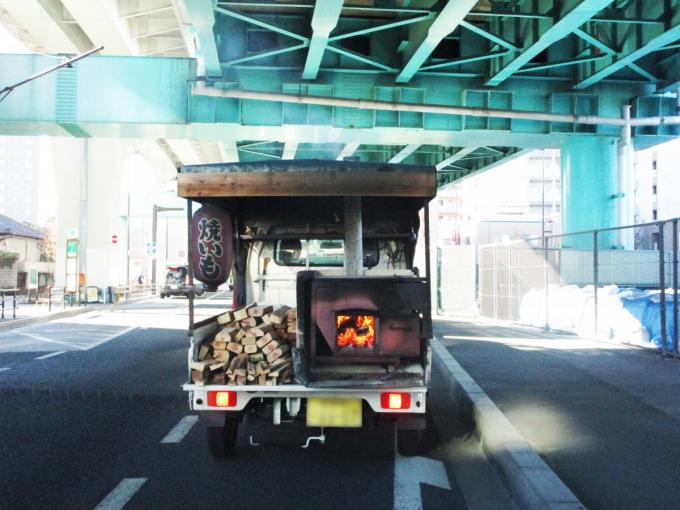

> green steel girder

[
  {"left": 574, "top": 4, "right": 680, "bottom": 89},
  {"left": 185, "top": 0, "right": 222, "bottom": 77},
  {"left": 486, "top": 0, "right": 617, "bottom": 86},
  {"left": 396, "top": 0, "right": 479, "bottom": 83},
  {"left": 302, "top": 0, "right": 343, "bottom": 80},
  {"left": 202, "top": 1, "right": 680, "bottom": 92}
]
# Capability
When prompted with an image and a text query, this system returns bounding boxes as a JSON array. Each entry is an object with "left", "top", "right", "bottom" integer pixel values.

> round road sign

[{"left": 111, "top": 234, "right": 119, "bottom": 245}]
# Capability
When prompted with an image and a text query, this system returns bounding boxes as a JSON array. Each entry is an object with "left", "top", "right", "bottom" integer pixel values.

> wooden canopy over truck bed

[{"left": 177, "top": 160, "right": 436, "bottom": 199}]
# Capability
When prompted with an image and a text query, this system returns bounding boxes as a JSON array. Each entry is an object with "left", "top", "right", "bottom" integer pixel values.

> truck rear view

[{"left": 179, "top": 160, "right": 436, "bottom": 456}]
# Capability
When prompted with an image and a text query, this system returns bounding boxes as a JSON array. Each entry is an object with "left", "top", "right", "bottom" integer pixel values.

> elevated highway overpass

[{"left": 0, "top": 0, "right": 678, "bottom": 284}]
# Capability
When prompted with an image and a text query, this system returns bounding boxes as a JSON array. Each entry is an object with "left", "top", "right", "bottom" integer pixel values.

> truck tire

[
  {"left": 397, "top": 429, "right": 423, "bottom": 457},
  {"left": 207, "top": 419, "right": 238, "bottom": 457}
]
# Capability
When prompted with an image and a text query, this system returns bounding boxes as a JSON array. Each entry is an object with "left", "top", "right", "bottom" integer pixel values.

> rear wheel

[
  {"left": 207, "top": 418, "right": 239, "bottom": 457},
  {"left": 397, "top": 429, "right": 423, "bottom": 456}
]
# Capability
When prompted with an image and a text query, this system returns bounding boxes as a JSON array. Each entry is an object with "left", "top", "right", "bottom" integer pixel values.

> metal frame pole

[
  {"left": 151, "top": 204, "right": 158, "bottom": 291},
  {"left": 508, "top": 242, "right": 513, "bottom": 320},
  {"left": 659, "top": 222, "right": 667, "bottom": 356},
  {"left": 673, "top": 219, "right": 679, "bottom": 356},
  {"left": 187, "top": 200, "right": 194, "bottom": 330},
  {"left": 544, "top": 235, "right": 549, "bottom": 330},
  {"left": 424, "top": 200, "right": 433, "bottom": 331},
  {"left": 593, "top": 231, "right": 599, "bottom": 338}
]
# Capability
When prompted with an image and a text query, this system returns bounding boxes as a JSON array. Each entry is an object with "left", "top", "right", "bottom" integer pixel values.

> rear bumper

[{"left": 183, "top": 383, "right": 427, "bottom": 414}]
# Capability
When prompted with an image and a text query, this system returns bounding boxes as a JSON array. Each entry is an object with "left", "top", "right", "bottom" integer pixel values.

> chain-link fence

[{"left": 478, "top": 218, "right": 679, "bottom": 355}]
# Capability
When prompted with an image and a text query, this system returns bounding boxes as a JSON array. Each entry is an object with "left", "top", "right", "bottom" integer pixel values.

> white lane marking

[
  {"left": 0, "top": 367, "right": 10, "bottom": 373},
  {"left": 93, "top": 478, "right": 147, "bottom": 510},
  {"left": 160, "top": 415, "right": 199, "bottom": 444},
  {"left": 17, "top": 332, "right": 89, "bottom": 350},
  {"left": 84, "top": 326, "right": 137, "bottom": 351},
  {"left": 394, "top": 454, "right": 451, "bottom": 510},
  {"left": 34, "top": 351, "right": 66, "bottom": 360}
]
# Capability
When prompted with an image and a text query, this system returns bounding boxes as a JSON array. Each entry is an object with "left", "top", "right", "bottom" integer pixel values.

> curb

[
  {"left": 0, "top": 305, "right": 101, "bottom": 332},
  {"left": 431, "top": 338, "right": 586, "bottom": 510}
]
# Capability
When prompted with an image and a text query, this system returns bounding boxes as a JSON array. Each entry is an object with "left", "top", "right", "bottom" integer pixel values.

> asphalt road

[{"left": 0, "top": 296, "right": 511, "bottom": 510}]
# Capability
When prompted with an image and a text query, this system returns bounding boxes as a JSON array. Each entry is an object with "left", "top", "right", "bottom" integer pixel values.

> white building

[{"left": 0, "top": 136, "right": 41, "bottom": 226}]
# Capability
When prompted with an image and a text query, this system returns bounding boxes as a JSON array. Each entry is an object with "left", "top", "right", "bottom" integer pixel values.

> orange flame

[{"left": 336, "top": 314, "right": 375, "bottom": 348}]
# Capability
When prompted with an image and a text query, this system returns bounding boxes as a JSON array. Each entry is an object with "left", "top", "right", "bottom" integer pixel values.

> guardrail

[
  {"left": 113, "top": 284, "right": 157, "bottom": 303},
  {"left": 1, "top": 288, "right": 18, "bottom": 319}
]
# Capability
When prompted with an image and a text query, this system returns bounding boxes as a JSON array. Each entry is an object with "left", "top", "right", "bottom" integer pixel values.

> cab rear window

[{"left": 274, "top": 239, "right": 379, "bottom": 267}]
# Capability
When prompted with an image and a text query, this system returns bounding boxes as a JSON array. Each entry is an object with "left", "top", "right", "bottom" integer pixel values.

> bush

[{"left": 0, "top": 251, "right": 19, "bottom": 268}]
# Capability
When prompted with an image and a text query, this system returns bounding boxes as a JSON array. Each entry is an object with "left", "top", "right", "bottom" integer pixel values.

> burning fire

[{"left": 336, "top": 314, "right": 375, "bottom": 349}]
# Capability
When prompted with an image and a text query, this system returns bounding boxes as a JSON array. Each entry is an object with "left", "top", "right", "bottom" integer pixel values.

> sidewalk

[{"left": 435, "top": 318, "right": 680, "bottom": 510}]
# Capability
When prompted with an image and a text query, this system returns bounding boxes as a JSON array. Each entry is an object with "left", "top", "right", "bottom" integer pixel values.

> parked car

[{"left": 160, "top": 266, "right": 205, "bottom": 298}]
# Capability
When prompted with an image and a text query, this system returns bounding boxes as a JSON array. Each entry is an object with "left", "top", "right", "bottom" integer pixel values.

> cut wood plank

[
  {"left": 212, "top": 350, "right": 230, "bottom": 362},
  {"left": 266, "top": 346, "right": 289, "bottom": 363},
  {"left": 217, "top": 311, "right": 234, "bottom": 325},
  {"left": 189, "top": 361, "right": 209, "bottom": 371},
  {"left": 212, "top": 372, "right": 227, "bottom": 384},
  {"left": 269, "top": 357, "right": 292, "bottom": 373},
  {"left": 248, "top": 305, "right": 273, "bottom": 317},
  {"left": 233, "top": 304, "right": 255, "bottom": 321},
  {"left": 234, "top": 329, "right": 246, "bottom": 342},
  {"left": 209, "top": 361, "right": 228, "bottom": 371},
  {"left": 261, "top": 340, "right": 281, "bottom": 355},
  {"left": 226, "top": 355, "right": 241, "bottom": 376},
  {"left": 191, "top": 370, "right": 205, "bottom": 385},
  {"left": 244, "top": 344, "right": 258, "bottom": 354},
  {"left": 215, "top": 327, "right": 237, "bottom": 342},
  {"left": 249, "top": 325, "right": 274, "bottom": 337},
  {"left": 257, "top": 373, "right": 267, "bottom": 385},
  {"left": 269, "top": 306, "right": 291, "bottom": 325},
  {"left": 212, "top": 340, "right": 228, "bottom": 351},
  {"left": 248, "top": 352, "right": 264, "bottom": 362},
  {"left": 256, "top": 333, "right": 274, "bottom": 349},
  {"left": 241, "top": 336, "right": 257, "bottom": 346},
  {"left": 177, "top": 170, "right": 438, "bottom": 199},
  {"left": 240, "top": 317, "right": 261, "bottom": 328},
  {"left": 198, "top": 345, "right": 210, "bottom": 361},
  {"left": 227, "top": 342, "right": 243, "bottom": 354},
  {"left": 236, "top": 375, "right": 247, "bottom": 385}
]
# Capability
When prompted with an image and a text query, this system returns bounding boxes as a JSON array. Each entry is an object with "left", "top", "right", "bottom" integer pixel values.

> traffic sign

[
  {"left": 67, "top": 227, "right": 79, "bottom": 239},
  {"left": 111, "top": 234, "right": 119, "bottom": 245}
]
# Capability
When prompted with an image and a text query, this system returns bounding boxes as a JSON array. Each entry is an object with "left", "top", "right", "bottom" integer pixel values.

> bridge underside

[{"left": 0, "top": 0, "right": 678, "bottom": 187}]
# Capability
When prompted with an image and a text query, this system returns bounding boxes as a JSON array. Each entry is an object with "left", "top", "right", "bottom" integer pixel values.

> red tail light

[
  {"left": 381, "top": 392, "right": 411, "bottom": 410},
  {"left": 207, "top": 390, "right": 237, "bottom": 407}
]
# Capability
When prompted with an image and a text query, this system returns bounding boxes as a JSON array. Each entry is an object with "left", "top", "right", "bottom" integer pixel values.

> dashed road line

[
  {"left": 0, "top": 367, "right": 10, "bottom": 373},
  {"left": 93, "top": 478, "right": 147, "bottom": 510},
  {"left": 160, "top": 415, "right": 199, "bottom": 443},
  {"left": 34, "top": 350, "right": 66, "bottom": 360}
]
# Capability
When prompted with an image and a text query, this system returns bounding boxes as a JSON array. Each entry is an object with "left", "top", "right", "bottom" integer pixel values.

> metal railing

[
  {"left": 478, "top": 217, "right": 679, "bottom": 356},
  {"left": 1, "top": 288, "right": 18, "bottom": 319}
]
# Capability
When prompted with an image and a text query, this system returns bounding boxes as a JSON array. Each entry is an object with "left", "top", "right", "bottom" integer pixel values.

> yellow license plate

[{"left": 306, "top": 398, "right": 362, "bottom": 428}]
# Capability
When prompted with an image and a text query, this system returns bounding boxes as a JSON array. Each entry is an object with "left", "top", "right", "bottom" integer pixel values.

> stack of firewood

[{"left": 190, "top": 304, "right": 296, "bottom": 386}]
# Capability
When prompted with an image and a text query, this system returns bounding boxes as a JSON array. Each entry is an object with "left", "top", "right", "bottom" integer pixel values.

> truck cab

[{"left": 179, "top": 160, "right": 436, "bottom": 456}]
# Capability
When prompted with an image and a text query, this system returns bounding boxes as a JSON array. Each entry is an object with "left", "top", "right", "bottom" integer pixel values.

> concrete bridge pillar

[
  {"left": 560, "top": 136, "right": 619, "bottom": 249},
  {"left": 52, "top": 138, "right": 175, "bottom": 292}
]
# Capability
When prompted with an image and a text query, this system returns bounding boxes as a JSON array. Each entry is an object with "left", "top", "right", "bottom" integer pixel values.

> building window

[
  {"left": 653, "top": 209, "right": 657, "bottom": 220},
  {"left": 652, "top": 185, "right": 657, "bottom": 195}
]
